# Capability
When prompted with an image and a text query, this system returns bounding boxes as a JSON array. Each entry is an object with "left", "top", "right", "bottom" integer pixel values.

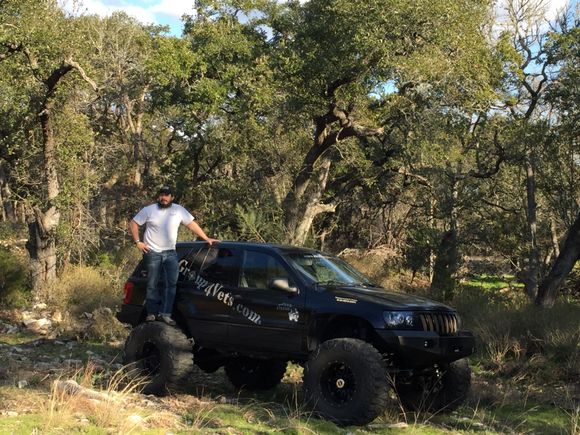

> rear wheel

[
  {"left": 303, "top": 338, "right": 389, "bottom": 426},
  {"left": 395, "top": 358, "right": 471, "bottom": 413},
  {"left": 224, "top": 357, "right": 287, "bottom": 390},
  {"left": 124, "top": 322, "right": 193, "bottom": 395}
]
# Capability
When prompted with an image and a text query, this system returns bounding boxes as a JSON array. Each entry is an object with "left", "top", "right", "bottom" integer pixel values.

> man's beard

[{"left": 157, "top": 200, "right": 172, "bottom": 209}]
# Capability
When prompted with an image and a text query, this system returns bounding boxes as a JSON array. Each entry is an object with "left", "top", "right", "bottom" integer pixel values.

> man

[{"left": 130, "top": 185, "right": 218, "bottom": 325}]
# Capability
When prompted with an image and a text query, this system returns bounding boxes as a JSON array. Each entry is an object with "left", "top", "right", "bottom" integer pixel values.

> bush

[
  {"left": 453, "top": 281, "right": 580, "bottom": 384},
  {"left": 42, "top": 265, "right": 121, "bottom": 316},
  {"left": 0, "top": 247, "right": 30, "bottom": 307}
]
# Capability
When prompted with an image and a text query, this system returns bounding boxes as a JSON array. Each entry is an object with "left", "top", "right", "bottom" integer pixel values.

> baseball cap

[{"left": 158, "top": 185, "right": 173, "bottom": 195}]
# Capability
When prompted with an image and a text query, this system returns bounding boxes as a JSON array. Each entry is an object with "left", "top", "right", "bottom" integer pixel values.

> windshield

[{"left": 285, "top": 252, "right": 373, "bottom": 286}]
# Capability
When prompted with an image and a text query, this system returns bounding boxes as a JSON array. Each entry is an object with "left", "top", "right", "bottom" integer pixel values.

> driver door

[{"left": 227, "top": 249, "right": 307, "bottom": 353}]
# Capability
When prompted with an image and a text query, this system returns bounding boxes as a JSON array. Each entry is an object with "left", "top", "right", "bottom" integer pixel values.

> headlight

[{"left": 383, "top": 311, "right": 415, "bottom": 328}]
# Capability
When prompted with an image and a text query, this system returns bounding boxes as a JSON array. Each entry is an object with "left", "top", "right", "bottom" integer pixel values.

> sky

[
  {"left": 60, "top": 0, "right": 574, "bottom": 37},
  {"left": 60, "top": 0, "right": 196, "bottom": 35}
]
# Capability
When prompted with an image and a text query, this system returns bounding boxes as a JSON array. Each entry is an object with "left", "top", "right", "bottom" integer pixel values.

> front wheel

[
  {"left": 123, "top": 322, "right": 194, "bottom": 395},
  {"left": 303, "top": 338, "right": 389, "bottom": 426},
  {"left": 395, "top": 358, "right": 471, "bottom": 413}
]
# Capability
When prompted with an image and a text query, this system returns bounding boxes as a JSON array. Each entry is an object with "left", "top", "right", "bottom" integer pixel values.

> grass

[{"left": 1, "top": 272, "right": 579, "bottom": 434}]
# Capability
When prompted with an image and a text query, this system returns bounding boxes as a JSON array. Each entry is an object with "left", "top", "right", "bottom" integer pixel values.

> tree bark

[
  {"left": 282, "top": 103, "right": 383, "bottom": 244},
  {"left": 523, "top": 146, "right": 540, "bottom": 299},
  {"left": 290, "top": 154, "right": 336, "bottom": 245},
  {"left": 430, "top": 178, "right": 460, "bottom": 301},
  {"left": 0, "top": 160, "right": 15, "bottom": 221},
  {"left": 430, "top": 228, "right": 459, "bottom": 301},
  {"left": 22, "top": 56, "right": 98, "bottom": 293},
  {"left": 535, "top": 212, "right": 580, "bottom": 308}
]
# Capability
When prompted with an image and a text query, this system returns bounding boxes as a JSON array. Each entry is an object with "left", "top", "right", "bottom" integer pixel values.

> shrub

[
  {"left": 0, "top": 247, "right": 30, "bottom": 307},
  {"left": 453, "top": 281, "right": 580, "bottom": 384},
  {"left": 42, "top": 265, "right": 119, "bottom": 316}
]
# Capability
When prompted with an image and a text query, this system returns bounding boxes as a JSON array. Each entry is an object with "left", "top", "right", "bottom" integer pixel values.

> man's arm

[
  {"left": 186, "top": 221, "right": 219, "bottom": 245},
  {"left": 129, "top": 219, "right": 150, "bottom": 253}
]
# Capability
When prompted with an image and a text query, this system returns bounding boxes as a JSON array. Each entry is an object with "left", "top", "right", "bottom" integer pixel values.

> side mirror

[{"left": 270, "top": 278, "right": 299, "bottom": 294}]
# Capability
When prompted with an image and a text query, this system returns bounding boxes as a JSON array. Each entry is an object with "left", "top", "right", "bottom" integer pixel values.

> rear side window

[{"left": 179, "top": 246, "right": 241, "bottom": 287}]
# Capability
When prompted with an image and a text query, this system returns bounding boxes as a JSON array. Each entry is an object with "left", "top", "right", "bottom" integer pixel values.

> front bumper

[{"left": 375, "top": 329, "right": 475, "bottom": 366}]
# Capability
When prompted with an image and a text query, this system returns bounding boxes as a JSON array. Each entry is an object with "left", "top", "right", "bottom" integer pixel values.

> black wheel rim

[
  {"left": 320, "top": 361, "right": 356, "bottom": 406},
  {"left": 138, "top": 342, "right": 162, "bottom": 376}
]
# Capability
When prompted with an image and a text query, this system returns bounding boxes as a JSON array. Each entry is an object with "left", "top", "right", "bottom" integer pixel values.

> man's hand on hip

[{"left": 136, "top": 241, "right": 151, "bottom": 253}]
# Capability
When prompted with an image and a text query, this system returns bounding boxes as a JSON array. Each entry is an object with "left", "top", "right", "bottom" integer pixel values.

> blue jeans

[{"left": 144, "top": 250, "right": 179, "bottom": 317}]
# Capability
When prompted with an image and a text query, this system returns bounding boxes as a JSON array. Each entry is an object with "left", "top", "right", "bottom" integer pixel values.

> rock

[
  {"left": 6, "top": 325, "right": 18, "bottom": 334},
  {"left": 34, "top": 362, "right": 57, "bottom": 370},
  {"left": 31, "top": 338, "right": 48, "bottom": 347},
  {"left": 127, "top": 415, "right": 144, "bottom": 424},
  {"left": 55, "top": 379, "right": 124, "bottom": 404},
  {"left": 63, "top": 359, "right": 83, "bottom": 365},
  {"left": 54, "top": 340, "right": 65, "bottom": 345},
  {"left": 52, "top": 311, "right": 63, "bottom": 323},
  {"left": 82, "top": 312, "right": 93, "bottom": 319},
  {"left": 86, "top": 350, "right": 94, "bottom": 355},
  {"left": 22, "top": 319, "right": 37, "bottom": 327},
  {"left": 20, "top": 311, "right": 33, "bottom": 320},
  {"left": 23, "top": 318, "right": 52, "bottom": 334},
  {"left": 2, "top": 411, "right": 18, "bottom": 417},
  {"left": 36, "top": 318, "right": 52, "bottom": 328},
  {"left": 33, "top": 303, "right": 47, "bottom": 310},
  {"left": 17, "top": 380, "right": 28, "bottom": 389}
]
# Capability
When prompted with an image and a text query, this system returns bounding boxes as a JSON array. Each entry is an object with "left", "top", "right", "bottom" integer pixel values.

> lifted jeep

[{"left": 117, "top": 241, "right": 475, "bottom": 425}]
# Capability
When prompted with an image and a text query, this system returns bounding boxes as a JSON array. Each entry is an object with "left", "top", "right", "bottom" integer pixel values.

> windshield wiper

[{"left": 317, "top": 280, "right": 351, "bottom": 287}]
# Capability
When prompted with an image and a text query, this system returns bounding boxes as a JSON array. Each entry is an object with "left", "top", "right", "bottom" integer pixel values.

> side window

[
  {"left": 240, "top": 251, "right": 290, "bottom": 289},
  {"left": 179, "top": 247, "right": 241, "bottom": 287},
  {"left": 178, "top": 247, "right": 215, "bottom": 281}
]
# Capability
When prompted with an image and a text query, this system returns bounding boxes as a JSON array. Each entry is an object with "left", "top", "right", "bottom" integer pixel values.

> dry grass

[
  {"left": 40, "top": 362, "right": 193, "bottom": 433},
  {"left": 33, "top": 264, "right": 127, "bottom": 340},
  {"left": 45, "top": 363, "right": 141, "bottom": 431},
  {"left": 39, "top": 265, "right": 119, "bottom": 316}
]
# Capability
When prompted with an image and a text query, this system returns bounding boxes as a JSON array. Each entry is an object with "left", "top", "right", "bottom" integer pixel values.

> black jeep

[{"left": 117, "top": 241, "right": 475, "bottom": 425}]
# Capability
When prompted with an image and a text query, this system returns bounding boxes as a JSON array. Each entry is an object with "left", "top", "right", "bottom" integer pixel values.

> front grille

[{"left": 419, "top": 312, "right": 458, "bottom": 335}]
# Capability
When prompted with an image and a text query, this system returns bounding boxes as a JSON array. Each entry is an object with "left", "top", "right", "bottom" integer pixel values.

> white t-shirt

[{"left": 133, "top": 203, "right": 195, "bottom": 252}]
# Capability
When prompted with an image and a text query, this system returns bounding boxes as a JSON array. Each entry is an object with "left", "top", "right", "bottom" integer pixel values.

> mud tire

[
  {"left": 303, "top": 338, "right": 389, "bottom": 426},
  {"left": 124, "top": 322, "right": 193, "bottom": 395}
]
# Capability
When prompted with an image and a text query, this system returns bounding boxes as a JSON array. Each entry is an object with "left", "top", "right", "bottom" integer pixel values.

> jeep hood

[{"left": 322, "top": 285, "right": 454, "bottom": 311}]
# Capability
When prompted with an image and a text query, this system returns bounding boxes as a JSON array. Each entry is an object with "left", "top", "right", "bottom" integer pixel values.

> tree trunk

[
  {"left": 282, "top": 103, "right": 384, "bottom": 244},
  {"left": 289, "top": 155, "right": 336, "bottom": 245},
  {"left": 26, "top": 89, "right": 62, "bottom": 292},
  {"left": 431, "top": 177, "right": 460, "bottom": 301},
  {"left": 535, "top": 212, "right": 580, "bottom": 308},
  {"left": 26, "top": 208, "right": 57, "bottom": 291},
  {"left": 430, "top": 229, "right": 459, "bottom": 301},
  {"left": 550, "top": 216, "right": 560, "bottom": 257},
  {"left": 0, "top": 161, "right": 14, "bottom": 221},
  {"left": 523, "top": 147, "right": 540, "bottom": 299}
]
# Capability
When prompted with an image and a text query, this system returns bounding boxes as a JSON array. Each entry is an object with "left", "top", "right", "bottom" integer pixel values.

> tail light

[{"left": 123, "top": 281, "right": 135, "bottom": 304}]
